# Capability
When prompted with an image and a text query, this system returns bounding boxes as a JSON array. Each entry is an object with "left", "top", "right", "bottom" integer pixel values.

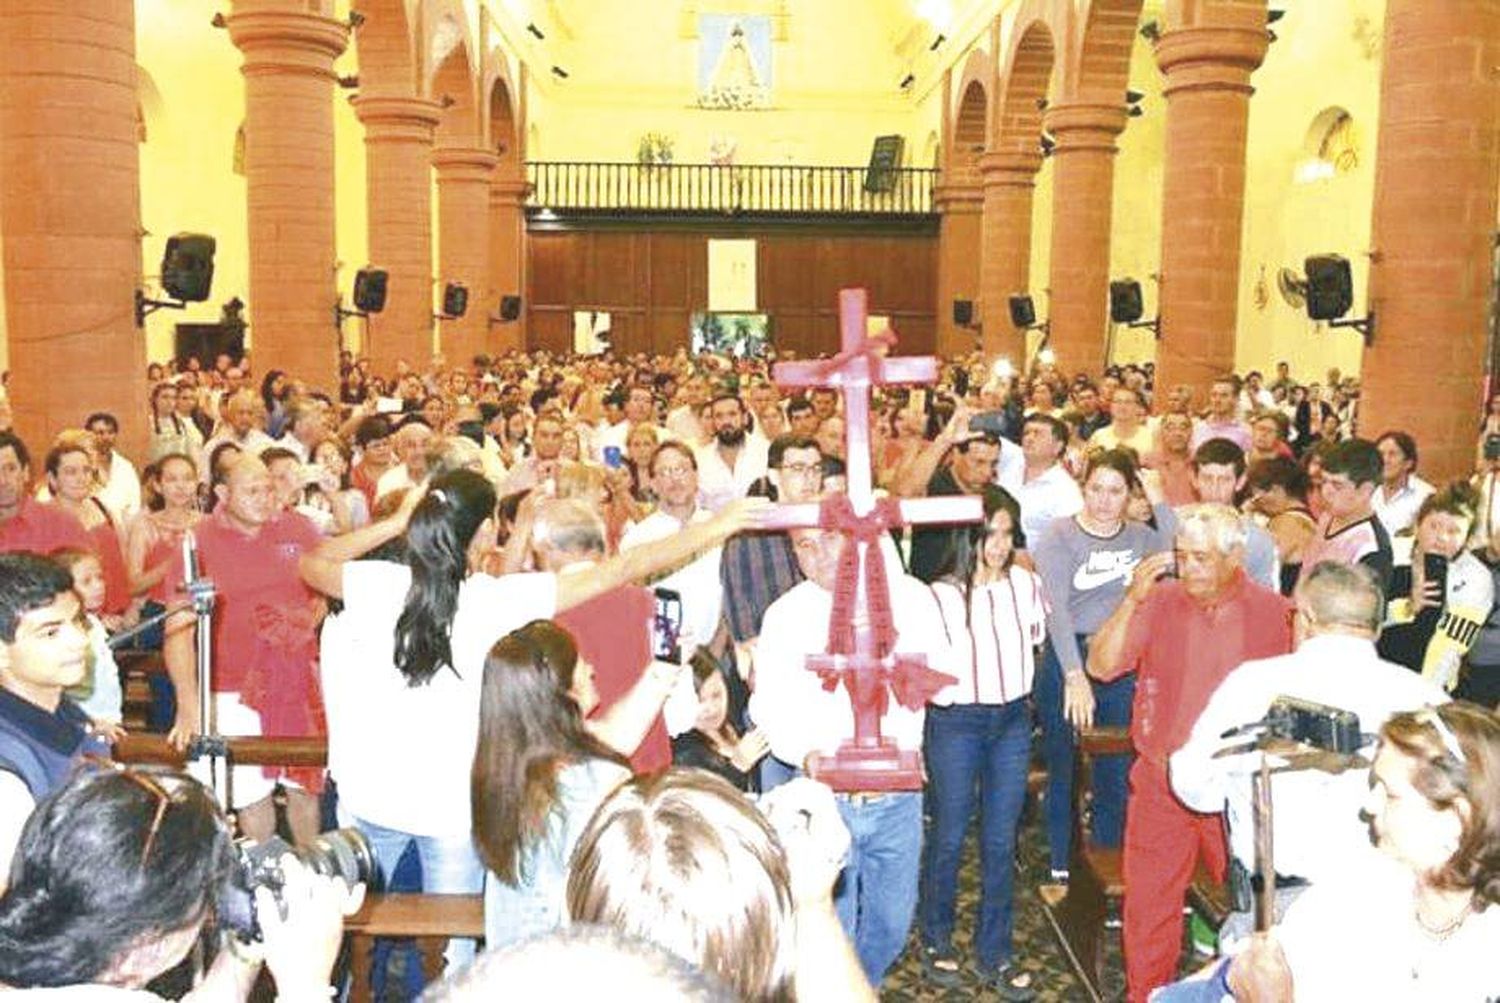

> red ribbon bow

[{"left": 817, "top": 493, "right": 904, "bottom": 658}]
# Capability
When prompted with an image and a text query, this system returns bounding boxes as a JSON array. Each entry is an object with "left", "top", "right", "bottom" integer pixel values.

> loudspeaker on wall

[
  {"left": 952, "top": 299, "right": 974, "bottom": 326},
  {"left": 353, "top": 268, "right": 388, "bottom": 314},
  {"left": 1009, "top": 295, "right": 1036, "bottom": 329},
  {"left": 499, "top": 295, "right": 523, "bottom": 321},
  {"left": 1109, "top": 280, "right": 1144, "bottom": 324},
  {"left": 1304, "top": 255, "right": 1353, "bottom": 322},
  {"left": 161, "top": 233, "right": 216, "bottom": 302},
  {"left": 442, "top": 282, "right": 468, "bottom": 319}
]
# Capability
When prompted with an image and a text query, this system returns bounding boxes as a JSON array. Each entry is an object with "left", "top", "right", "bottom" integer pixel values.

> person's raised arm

[
  {"left": 554, "top": 497, "right": 769, "bottom": 612},
  {"left": 1086, "top": 552, "right": 1171, "bottom": 682},
  {"left": 890, "top": 404, "right": 970, "bottom": 498},
  {"left": 298, "top": 483, "right": 424, "bottom": 598}
]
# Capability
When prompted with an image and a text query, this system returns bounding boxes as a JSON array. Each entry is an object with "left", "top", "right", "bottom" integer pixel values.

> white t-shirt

[
  {"left": 320, "top": 561, "right": 558, "bottom": 836},
  {"left": 620, "top": 510, "right": 723, "bottom": 648}
]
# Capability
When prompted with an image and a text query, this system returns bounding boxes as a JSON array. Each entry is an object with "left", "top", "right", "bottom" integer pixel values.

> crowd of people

[{"left": 0, "top": 341, "right": 1496, "bottom": 1002}]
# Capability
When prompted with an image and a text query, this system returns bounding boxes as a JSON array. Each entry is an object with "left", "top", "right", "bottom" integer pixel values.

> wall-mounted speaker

[
  {"left": 161, "top": 233, "right": 216, "bottom": 302},
  {"left": 1109, "top": 279, "right": 1144, "bottom": 324},
  {"left": 1009, "top": 294, "right": 1036, "bottom": 329},
  {"left": 499, "top": 294, "right": 522, "bottom": 321},
  {"left": 1304, "top": 255, "right": 1353, "bottom": 322},
  {"left": 952, "top": 299, "right": 974, "bottom": 327},
  {"left": 353, "top": 268, "right": 388, "bottom": 313},
  {"left": 442, "top": 282, "right": 468, "bottom": 319}
]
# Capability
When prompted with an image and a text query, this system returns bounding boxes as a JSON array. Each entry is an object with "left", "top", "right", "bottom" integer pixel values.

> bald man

[{"left": 162, "top": 455, "right": 325, "bottom": 842}]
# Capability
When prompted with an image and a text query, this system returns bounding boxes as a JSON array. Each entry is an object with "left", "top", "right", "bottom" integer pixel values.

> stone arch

[
  {"left": 950, "top": 80, "right": 989, "bottom": 183},
  {"left": 483, "top": 52, "right": 521, "bottom": 167},
  {"left": 351, "top": 0, "right": 419, "bottom": 95},
  {"left": 994, "top": 17, "right": 1057, "bottom": 157},
  {"left": 135, "top": 64, "right": 164, "bottom": 144},
  {"left": 430, "top": 37, "right": 481, "bottom": 147},
  {"left": 1076, "top": 0, "right": 1147, "bottom": 102}
]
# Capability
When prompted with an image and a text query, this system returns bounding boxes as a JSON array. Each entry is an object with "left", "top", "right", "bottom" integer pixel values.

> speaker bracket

[
  {"left": 334, "top": 302, "right": 368, "bottom": 328},
  {"left": 135, "top": 289, "right": 187, "bottom": 328},
  {"left": 1127, "top": 316, "right": 1161, "bottom": 339},
  {"left": 1327, "top": 311, "right": 1375, "bottom": 347}
]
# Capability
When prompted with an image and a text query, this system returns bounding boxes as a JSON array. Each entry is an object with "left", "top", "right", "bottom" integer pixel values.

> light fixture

[
  {"left": 1040, "top": 133, "right": 1056, "bottom": 157},
  {"left": 527, "top": 22, "right": 546, "bottom": 39},
  {"left": 899, "top": 73, "right": 916, "bottom": 91},
  {"left": 551, "top": 65, "right": 569, "bottom": 79},
  {"left": 210, "top": 11, "right": 226, "bottom": 28},
  {"left": 348, "top": 10, "right": 366, "bottom": 29},
  {"left": 929, "top": 33, "right": 946, "bottom": 51},
  {"left": 1125, "top": 89, "right": 1144, "bottom": 105},
  {"left": 337, "top": 74, "right": 359, "bottom": 89},
  {"left": 1139, "top": 20, "right": 1161, "bottom": 42},
  {"left": 1036, "top": 98, "right": 1048, "bottom": 111},
  {"left": 1128, "top": 106, "right": 1144, "bottom": 118},
  {"left": 1268, "top": 9, "right": 1286, "bottom": 24}
]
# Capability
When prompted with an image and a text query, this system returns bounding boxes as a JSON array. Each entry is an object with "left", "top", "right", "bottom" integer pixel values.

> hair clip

[{"left": 429, "top": 488, "right": 448, "bottom": 505}]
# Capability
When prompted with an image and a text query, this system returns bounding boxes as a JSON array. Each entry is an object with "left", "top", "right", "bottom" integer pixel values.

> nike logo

[{"left": 1072, "top": 550, "right": 1140, "bottom": 591}]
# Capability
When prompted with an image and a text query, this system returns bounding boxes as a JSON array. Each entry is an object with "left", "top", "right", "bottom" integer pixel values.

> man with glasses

[
  {"left": 1297, "top": 438, "right": 1392, "bottom": 591},
  {"left": 0, "top": 552, "right": 106, "bottom": 880},
  {"left": 1171, "top": 560, "right": 1447, "bottom": 946}
]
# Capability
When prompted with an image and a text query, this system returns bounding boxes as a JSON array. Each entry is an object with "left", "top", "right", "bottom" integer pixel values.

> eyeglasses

[
  {"left": 655, "top": 467, "right": 695, "bottom": 480},
  {"left": 1413, "top": 706, "right": 1468, "bottom": 768},
  {"left": 779, "top": 462, "right": 822, "bottom": 477},
  {"left": 83, "top": 757, "right": 186, "bottom": 870}
]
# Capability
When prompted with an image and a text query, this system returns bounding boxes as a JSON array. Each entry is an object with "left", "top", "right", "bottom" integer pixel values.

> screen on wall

[{"left": 691, "top": 312, "right": 771, "bottom": 357}]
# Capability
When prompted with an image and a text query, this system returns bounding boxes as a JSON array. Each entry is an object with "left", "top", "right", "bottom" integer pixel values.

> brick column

[
  {"left": 978, "top": 150, "right": 1045, "bottom": 361},
  {"left": 432, "top": 146, "right": 498, "bottom": 368},
  {"left": 351, "top": 94, "right": 441, "bottom": 377},
  {"left": 0, "top": 0, "right": 148, "bottom": 457},
  {"left": 226, "top": 0, "right": 348, "bottom": 391},
  {"left": 488, "top": 174, "right": 529, "bottom": 355},
  {"left": 1045, "top": 102, "right": 1128, "bottom": 373},
  {"left": 1153, "top": 26, "right": 1267, "bottom": 399},
  {"left": 933, "top": 182, "right": 984, "bottom": 357},
  {"left": 1360, "top": 0, "right": 1500, "bottom": 481}
]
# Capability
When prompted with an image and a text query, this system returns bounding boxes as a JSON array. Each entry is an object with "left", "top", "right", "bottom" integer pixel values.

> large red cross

[{"left": 764, "top": 288, "right": 981, "bottom": 790}]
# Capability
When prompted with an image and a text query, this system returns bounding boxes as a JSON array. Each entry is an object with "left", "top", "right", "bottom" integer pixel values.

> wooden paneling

[{"left": 526, "top": 226, "right": 937, "bottom": 357}]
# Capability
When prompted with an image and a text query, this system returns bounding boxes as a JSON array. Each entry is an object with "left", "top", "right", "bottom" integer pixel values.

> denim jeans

[
  {"left": 919, "top": 700, "right": 1032, "bottom": 971},
  {"left": 1035, "top": 635, "right": 1135, "bottom": 872},
  {"left": 349, "top": 815, "right": 485, "bottom": 970},
  {"left": 832, "top": 789, "right": 923, "bottom": 986}
]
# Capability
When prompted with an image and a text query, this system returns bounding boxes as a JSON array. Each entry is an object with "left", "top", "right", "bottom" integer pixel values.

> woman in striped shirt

[{"left": 918, "top": 485, "right": 1047, "bottom": 1000}]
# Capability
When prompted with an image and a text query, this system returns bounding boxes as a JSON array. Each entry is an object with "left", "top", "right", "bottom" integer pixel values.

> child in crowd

[{"left": 51, "top": 547, "right": 125, "bottom": 740}]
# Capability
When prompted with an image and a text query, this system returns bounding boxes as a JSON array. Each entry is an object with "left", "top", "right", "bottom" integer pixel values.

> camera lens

[{"left": 297, "top": 827, "right": 374, "bottom": 888}]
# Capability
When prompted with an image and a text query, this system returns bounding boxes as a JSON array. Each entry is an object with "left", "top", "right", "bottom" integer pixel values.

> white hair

[{"left": 1174, "top": 503, "right": 1248, "bottom": 554}]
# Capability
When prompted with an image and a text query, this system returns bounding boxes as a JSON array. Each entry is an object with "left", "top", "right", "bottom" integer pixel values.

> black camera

[
  {"left": 1263, "top": 697, "right": 1363, "bottom": 756},
  {"left": 218, "top": 828, "right": 373, "bottom": 941}
]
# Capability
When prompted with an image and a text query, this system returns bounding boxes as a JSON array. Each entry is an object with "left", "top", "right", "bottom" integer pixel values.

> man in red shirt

[
  {"left": 0, "top": 432, "right": 88, "bottom": 556},
  {"left": 1088, "top": 503, "right": 1293, "bottom": 1003},
  {"left": 163, "top": 454, "right": 325, "bottom": 842}
]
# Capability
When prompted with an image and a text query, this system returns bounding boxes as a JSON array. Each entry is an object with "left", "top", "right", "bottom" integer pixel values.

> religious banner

[
  {"left": 697, "top": 14, "right": 772, "bottom": 109},
  {"left": 708, "top": 238, "right": 757, "bottom": 312}
]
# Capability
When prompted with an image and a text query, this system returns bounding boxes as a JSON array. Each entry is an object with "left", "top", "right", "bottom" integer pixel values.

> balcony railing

[{"left": 526, "top": 161, "right": 937, "bottom": 217}]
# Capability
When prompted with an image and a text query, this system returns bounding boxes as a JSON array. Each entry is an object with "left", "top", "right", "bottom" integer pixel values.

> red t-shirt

[
  {"left": 1116, "top": 573, "right": 1293, "bottom": 763},
  {"left": 0, "top": 498, "right": 88, "bottom": 557},
  {"left": 555, "top": 585, "right": 670, "bottom": 774},
  {"left": 85, "top": 515, "right": 131, "bottom": 615}
]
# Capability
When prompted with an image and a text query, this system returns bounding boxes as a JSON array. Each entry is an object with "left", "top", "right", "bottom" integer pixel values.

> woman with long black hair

[{"left": 306, "top": 469, "right": 761, "bottom": 965}]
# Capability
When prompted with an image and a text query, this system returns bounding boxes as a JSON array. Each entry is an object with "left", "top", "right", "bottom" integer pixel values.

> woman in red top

[{"left": 44, "top": 437, "right": 132, "bottom": 624}]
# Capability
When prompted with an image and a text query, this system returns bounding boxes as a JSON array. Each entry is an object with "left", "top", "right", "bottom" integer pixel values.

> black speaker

[
  {"left": 353, "top": 268, "right": 388, "bottom": 313},
  {"left": 1304, "top": 255, "right": 1353, "bottom": 321},
  {"left": 953, "top": 299, "right": 974, "bottom": 327},
  {"left": 499, "top": 295, "right": 522, "bottom": 321},
  {"left": 161, "top": 233, "right": 216, "bottom": 302},
  {"left": 1009, "top": 295, "right": 1036, "bottom": 329},
  {"left": 1110, "top": 279, "right": 1144, "bottom": 324},
  {"left": 442, "top": 282, "right": 468, "bottom": 318}
]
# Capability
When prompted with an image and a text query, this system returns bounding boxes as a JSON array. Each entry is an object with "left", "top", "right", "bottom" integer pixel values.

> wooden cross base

[{"left": 808, "top": 740, "right": 926, "bottom": 791}]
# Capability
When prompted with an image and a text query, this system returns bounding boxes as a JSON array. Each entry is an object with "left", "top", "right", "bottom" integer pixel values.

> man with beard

[{"left": 694, "top": 392, "right": 768, "bottom": 513}]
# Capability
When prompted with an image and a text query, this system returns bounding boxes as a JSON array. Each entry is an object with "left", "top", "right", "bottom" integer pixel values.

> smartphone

[
  {"left": 1423, "top": 552, "right": 1448, "bottom": 594},
  {"left": 603, "top": 445, "right": 624, "bottom": 469},
  {"left": 375, "top": 396, "right": 403, "bottom": 414},
  {"left": 652, "top": 587, "right": 683, "bottom": 663}
]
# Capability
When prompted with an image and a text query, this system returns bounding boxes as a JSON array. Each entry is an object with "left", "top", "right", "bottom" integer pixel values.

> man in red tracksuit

[{"left": 1088, "top": 503, "right": 1293, "bottom": 1003}]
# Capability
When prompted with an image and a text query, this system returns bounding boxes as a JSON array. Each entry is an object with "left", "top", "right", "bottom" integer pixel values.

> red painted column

[
  {"left": 978, "top": 150, "right": 1045, "bottom": 362},
  {"left": 1360, "top": 0, "right": 1500, "bottom": 481},
  {"left": 1045, "top": 102, "right": 1128, "bottom": 374},
  {"left": 0, "top": 0, "right": 148, "bottom": 457},
  {"left": 1152, "top": 25, "right": 1267, "bottom": 399},
  {"left": 488, "top": 174, "right": 529, "bottom": 356},
  {"left": 226, "top": 0, "right": 348, "bottom": 391},
  {"left": 933, "top": 182, "right": 985, "bottom": 357},
  {"left": 432, "top": 146, "right": 497, "bottom": 369},
  {"left": 351, "top": 94, "right": 441, "bottom": 376}
]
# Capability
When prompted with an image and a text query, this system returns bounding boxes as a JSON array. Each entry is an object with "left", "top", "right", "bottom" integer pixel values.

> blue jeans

[
  {"left": 351, "top": 816, "right": 485, "bottom": 970},
  {"left": 833, "top": 790, "right": 923, "bottom": 986},
  {"left": 920, "top": 700, "right": 1032, "bottom": 971},
  {"left": 1035, "top": 636, "right": 1135, "bottom": 872}
]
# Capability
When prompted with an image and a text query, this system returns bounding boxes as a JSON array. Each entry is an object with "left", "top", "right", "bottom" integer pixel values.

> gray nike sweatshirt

[{"left": 1033, "top": 514, "right": 1170, "bottom": 673}]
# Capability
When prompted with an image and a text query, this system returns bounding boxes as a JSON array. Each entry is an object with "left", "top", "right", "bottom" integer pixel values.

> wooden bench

[
  {"left": 344, "top": 893, "right": 485, "bottom": 1001},
  {"left": 1042, "top": 728, "right": 1231, "bottom": 1003}
]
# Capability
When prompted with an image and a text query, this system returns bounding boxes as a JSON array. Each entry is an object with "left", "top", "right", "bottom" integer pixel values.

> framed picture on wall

[{"left": 691, "top": 312, "right": 771, "bottom": 357}]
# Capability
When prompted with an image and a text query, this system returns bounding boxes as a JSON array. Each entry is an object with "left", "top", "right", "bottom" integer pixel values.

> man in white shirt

[
  {"left": 693, "top": 392, "right": 768, "bottom": 513},
  {"left": 750, "top": 525, "right": 958, "bottom": 988},
  {"left": 1190, "top": 376, "right": 1252, "bottom": 453},
  {"left": 200, "top": 389, "right": 276, "bottom": 482},
  {"left": 84, "top": 412, "right": 141, "bottom": 520},
  {"left": 275, "top": 399, "right": 329, "bottom": 464},
  {"left": 1170, "top": 560, "right": 1447, "bottom": 941},
  {"left": 1000, "top": 413, "right": 1082, "bottom": 545},
  {"left": 619, "top": 442, "right": 724, "bottom": 648},
  {"left": 1091, "top": 387, "right": 1156, "bottom": 457},
  {"left": 375, "top": 418, "right": 434, "bottom": 501},
  {"left": 1371, "top": 430, "right": 1434, "bottom": 536},
  {"left": 597, "top": 385, "right": 658, "bottom": 461}
]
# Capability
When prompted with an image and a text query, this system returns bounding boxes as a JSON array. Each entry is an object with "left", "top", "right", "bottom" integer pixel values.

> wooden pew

[{"left": 1040, "top": 728, "right": 1231, "bottom": 1003}]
